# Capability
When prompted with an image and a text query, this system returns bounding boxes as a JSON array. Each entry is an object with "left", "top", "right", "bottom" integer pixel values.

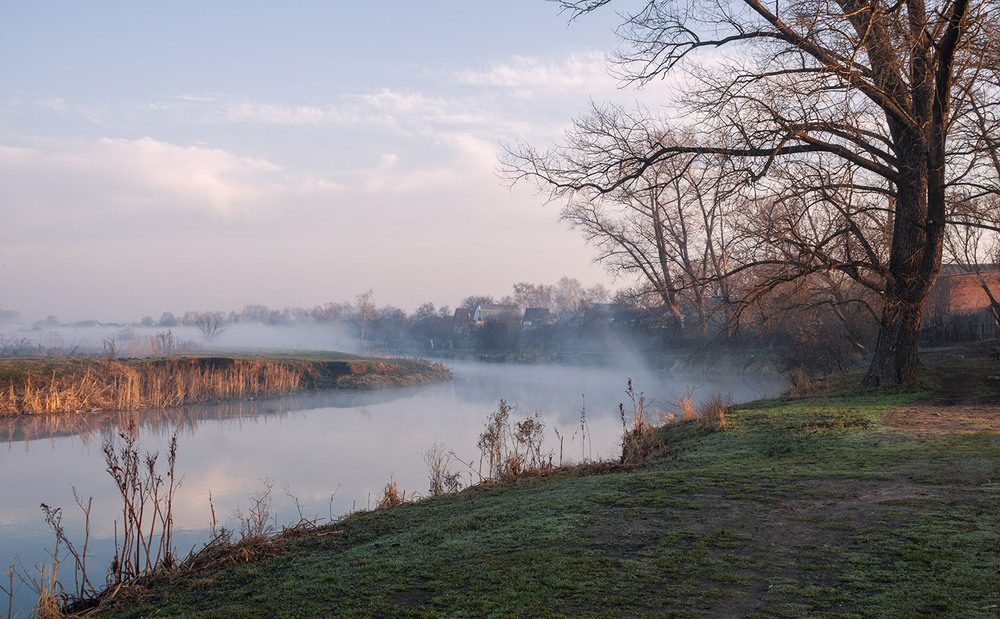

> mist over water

[
  {"left": 0, "top": 322, "right": 363, "bottom": 357},
  {"left": 0, "top": 360, "right": 783, "bottom": 614}
]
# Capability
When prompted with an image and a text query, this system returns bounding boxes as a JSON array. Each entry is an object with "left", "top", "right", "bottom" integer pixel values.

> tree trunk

[
  {"left": 859, "top": 121, "right": 943, "bottom": 388},
  {"left": 860, "top": 290, "right": 926, "bottom": 387}
]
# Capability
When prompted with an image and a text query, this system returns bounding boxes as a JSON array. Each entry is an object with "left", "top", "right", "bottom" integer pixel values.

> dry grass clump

[
  {"left": 676, "top": 387, "right": 699, "bottom": 421},
  {"left": 620, "top": 383, "right": 731, "bottom": 464},
  {"left": 30, "top": 562, "right": 63, "bottom": 619},
  {"left": 698, "top": 393, "right": 730, "bottom": 430},
  {"left": 168, "top": 485, "right": 316, "bottom": 581},
  {"left": 620, "top": 379, "right": 664, "bottom": 465},
  {"left": 375, "top": 477, "right": 417, "bottom": 510},
  {"left": 621, "top": 423, "right": 663, "bottom": 465}
]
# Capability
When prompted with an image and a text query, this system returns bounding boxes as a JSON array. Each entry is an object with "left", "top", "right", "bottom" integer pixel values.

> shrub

[
  {"left": 476, "top": 400, "right": 553, "bottom": 482},
  {"left": 620, "top": 379, "right": 663, "bottom": 464}
]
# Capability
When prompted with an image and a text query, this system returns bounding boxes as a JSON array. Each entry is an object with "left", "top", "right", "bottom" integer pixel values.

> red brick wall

[{"left": 927, "top": 271, "right": 1000, "bottom": 316}]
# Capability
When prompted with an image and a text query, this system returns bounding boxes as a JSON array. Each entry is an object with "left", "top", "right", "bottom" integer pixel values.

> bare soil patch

[
  {"left": 883, "top": 347, "right": 1000, "bottom": 434},
  {"left": 883, "top": 403, "right": 1000, "bottom": 434}
]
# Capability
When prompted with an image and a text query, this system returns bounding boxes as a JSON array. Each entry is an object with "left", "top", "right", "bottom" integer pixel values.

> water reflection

[
  {"left": 0, "top": 387, "right": 425, "bottom": 446},
  {"left": 0, "top": 361, "right": 784, "bottom": 615}
]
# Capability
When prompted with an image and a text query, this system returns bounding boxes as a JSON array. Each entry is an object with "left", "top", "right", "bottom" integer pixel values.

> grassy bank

[
  {"left": 0, "top": 354, "right": 450, "bottom": 416},
  {"left": 77, "top": 347, "right": 1000, "bottom": 616}
]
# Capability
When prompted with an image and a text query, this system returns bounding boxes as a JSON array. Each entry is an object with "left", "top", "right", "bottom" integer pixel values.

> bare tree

[
  {"left": 193, "top": 311, "right": 227, "bottom": 341},
  {"left": 460, "top": 295, "right": 496, "bottom": 310},
  {"left": 509, "top": 0, "right": 1000, "bottom": 386},
  {"left": 512, "top": 282, "right": 555, "bottom": 311},
  {"left": 356, "top": 289, "right": 376, "bottom": 347},
  {"left": 529, "top": 107, "right": 736, "bottom": 336}
]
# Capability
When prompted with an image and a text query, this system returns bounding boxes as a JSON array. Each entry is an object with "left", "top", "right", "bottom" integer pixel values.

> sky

[{"left": 0, "top": 1, "right": 678, "bottom": 322}]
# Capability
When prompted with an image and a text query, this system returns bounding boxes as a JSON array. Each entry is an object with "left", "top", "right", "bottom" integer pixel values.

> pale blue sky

[{"left": 1, "top": 1, "right": 675, "bottom": 321}]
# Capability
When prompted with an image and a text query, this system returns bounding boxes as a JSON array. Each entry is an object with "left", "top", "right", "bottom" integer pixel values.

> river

[{"left": 0, "top": 360, "right": 784, "bottom": 614}]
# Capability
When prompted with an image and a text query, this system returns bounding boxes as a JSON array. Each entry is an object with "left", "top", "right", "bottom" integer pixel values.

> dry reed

[
  {"left": 31, "top": 561, "right": 62, "bottom": 619},
  {"left": 620, "top": 379, "right": 664, "bottom": 465},
  {"left": 375, "top": 476, "right": 415, "bottom": 509},
  {"left": 675, "top": 386, "right": 699, "bottom": 421},
  {"left": 0, "top": 359, "right": 305, "bottom": 416},
  {"left": 698, "top": 393, "right": 730, "bottom": 430}
]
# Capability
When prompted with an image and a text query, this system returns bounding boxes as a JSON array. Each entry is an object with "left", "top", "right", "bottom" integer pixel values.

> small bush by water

[{"left": 472, "top": 400, "right": 554, "bottom": 483}]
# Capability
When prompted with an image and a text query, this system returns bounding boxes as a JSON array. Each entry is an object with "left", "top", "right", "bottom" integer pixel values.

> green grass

[{"left": 97, "top": 351, "right": 1000, "bottom": 617}]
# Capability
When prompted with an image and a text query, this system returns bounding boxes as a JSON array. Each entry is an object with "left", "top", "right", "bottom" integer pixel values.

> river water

[{"left": 0, "top": 360, "right": 784, "bottom": 614}]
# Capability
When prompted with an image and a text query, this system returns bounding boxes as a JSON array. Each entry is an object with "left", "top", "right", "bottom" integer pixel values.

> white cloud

[
  {"left": 0, "top": 138, "right": 332, "bottom": 221},
  {"left": 0, "top": 132, "right": 500, "bottom": 232},
  {"left": 215, "top": 89, "right": 500, "bottom": 137},
  {"left": 97, "top": 137, "right": 284, "bottom": 213},
  {"left": 35, "top": 98, "right": 68, "bottom": 114},
  {"left": 199, "top": 51, "right": 684, "bottom": 152},
  {"left": 453, "top": 51, "right": 613, "bottom": 96},
  {"left": 219, "top": 101, "right": 343, "bottom": 126}
]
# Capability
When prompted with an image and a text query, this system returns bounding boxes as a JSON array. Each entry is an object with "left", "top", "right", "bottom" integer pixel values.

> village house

[
  {"left": 473, "top": 304, "right": 520, "bottom": 323},
  {"left": 521, "top": 307, "right": 554, "bottom": 328},
  {"left": 923, "top": 265, "right": 1000, "bottom": 341},
  {"left": 586, "top": 303, "right": 630, "bottom": 325},
  {"left": 453, "top": 308, "right": 474, "bottom": 325}
]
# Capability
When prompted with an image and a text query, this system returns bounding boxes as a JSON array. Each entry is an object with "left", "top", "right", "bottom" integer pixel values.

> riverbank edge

[
  {"left": 90, "top": 343, "right": 1000, "bottom": 616},
  {"left": 0, "top": 353, "right": 452, "bottom": 417},
  {"left": 425, "top": 346, "right": 785, "bottom": 376}
]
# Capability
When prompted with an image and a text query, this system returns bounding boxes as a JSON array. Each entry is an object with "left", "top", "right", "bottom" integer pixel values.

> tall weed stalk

[
  {"left": 1, "top": 561, "right": 17, "bottom": 619},
  {"left": 39, "top": 490, "right": 95, "bottom": 604},
  {"left": 424, "top": 443, "right": 463, "bottom": 497},
  {"left": 620, "top": 379, "right": 662, "bottom": 464},
  {"left": 103, "top": 415, "right": 179, "bottom": 584},
  {"left": 476, "top": 400, "right": 552, "bottom": 482},
  {"left": 573, "top": 396, "right": 593, "bottom": 464}
]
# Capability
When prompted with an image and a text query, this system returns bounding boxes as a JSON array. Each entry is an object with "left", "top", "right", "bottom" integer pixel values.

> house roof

[
  {"left": 522, "top": 307, "right": 551, "bottom": 321},
  {"left": 938, "top": 263, "right": 1000, "bottom": 277},
  {"left": 588, "top": 303, "right": 626, "bottom": 319}
]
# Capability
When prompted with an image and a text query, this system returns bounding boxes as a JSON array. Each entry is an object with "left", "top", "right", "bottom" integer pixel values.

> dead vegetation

[
  {"left": 424, "top": 443, "right": 463, "bottom": 498},
  {"left": 16, "top": 414, "right": 182, "bottom": 615},
  {"left": 0, "top": 358, "right": 304, "bottom": 416},
  {"left": 375, "top": 477, "right": 419, "bottom": 510},
  {"left": 0, "top": 356, "right": 451, "bottom": 417},
  {"left": 14, "top": 433, "right": 328, "bottom": 617},
  {"left": 620, "top": 379, "right": 663, "bottom": 465},
  {"left": 622, "top": 380, "right": 730, "bottom": 464},
  {"left": 471, "top": 400, "right": 554, "bottom": 483}
]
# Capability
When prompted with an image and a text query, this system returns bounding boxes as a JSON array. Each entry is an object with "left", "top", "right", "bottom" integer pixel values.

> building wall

[{"left": 926, "top": 271, "right": 1000, "bottom": 317}]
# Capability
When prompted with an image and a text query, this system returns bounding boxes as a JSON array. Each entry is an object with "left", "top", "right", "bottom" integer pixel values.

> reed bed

[
  {"left": 0, "top": 356, "right": 451, "bottom": 417},
  {"left": 0, "top": 359, "right": 307, "bottom": 416}
]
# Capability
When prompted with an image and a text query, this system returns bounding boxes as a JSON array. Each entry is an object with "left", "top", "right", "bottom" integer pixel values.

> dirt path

[{"left": 883, "top": 346, "right": 1000, "bottom": 434}]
